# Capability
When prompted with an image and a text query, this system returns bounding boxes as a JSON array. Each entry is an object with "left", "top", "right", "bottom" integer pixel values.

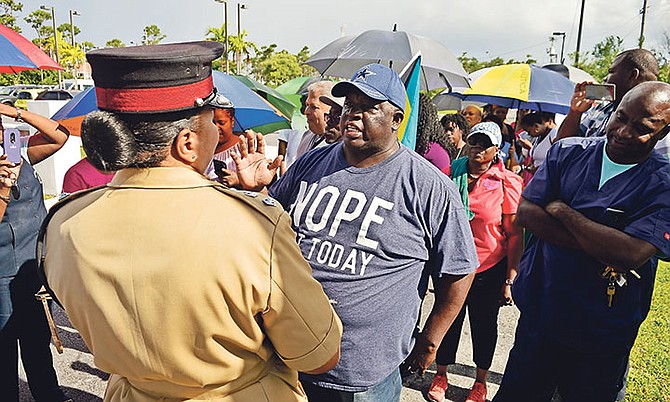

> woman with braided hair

[{"left": 416, "top": 93, "right": 456, "bottom": 175}]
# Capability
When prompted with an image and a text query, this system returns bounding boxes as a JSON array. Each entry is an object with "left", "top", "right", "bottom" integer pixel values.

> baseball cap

[
  {"left": 467, "top": 122, "right": 502, "bottom": 147},
  {"left": 332, "top": 63, "right": 406, "bottom": 112},
  {"left": 87, "top": 41, "right": 223, "bottom": 114},
  {"left": 319, "top": 92, "right": 345, "bottom": 109}
]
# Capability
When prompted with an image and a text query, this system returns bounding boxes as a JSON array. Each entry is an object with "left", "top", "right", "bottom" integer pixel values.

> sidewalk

[{"left": 20, "top": 291, "right": 521, "bottom": 401}]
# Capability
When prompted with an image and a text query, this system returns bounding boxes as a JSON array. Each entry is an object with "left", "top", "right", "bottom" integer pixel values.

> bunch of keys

[{"left": 601, "top": 266, "right": 641, "bottom": 307}]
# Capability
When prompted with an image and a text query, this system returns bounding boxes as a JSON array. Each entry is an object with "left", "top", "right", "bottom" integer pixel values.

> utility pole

[
  {"left": 69, "top": 10, "right": 80, "bottom": 48},
  {"left": 41, "top": 5, "right": 62, "bottom": 88},
  {"left": 575, "top": 0, "right": 586, "bottom": 66},
  {"left": 236, "top": 3, "right": 247, "bottom": 73},
  {"left": 214, "top": 0, "right": 229, "bottom": 73},
  {"left": 548, "top": 36, "right": 558, "bottom": 64},
  {"left": 639, "top": 0, "right": 648, "bottom": 48}
]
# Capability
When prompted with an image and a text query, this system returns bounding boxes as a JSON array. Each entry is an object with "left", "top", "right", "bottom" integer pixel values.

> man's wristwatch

[
  {"left": 505, "top": 279, "right": 514, "bottom": 286},
  {"left": 15, "top": 108, "right": 23, "bottom": 122}
]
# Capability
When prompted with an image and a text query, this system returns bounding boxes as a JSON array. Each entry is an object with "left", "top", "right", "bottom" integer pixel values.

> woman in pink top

[
  {"left": 62, "top": 157, "right": 115, "bottom": 194},
  {"left": 427, "top": 122, "right": 524, "bottom": 402}
]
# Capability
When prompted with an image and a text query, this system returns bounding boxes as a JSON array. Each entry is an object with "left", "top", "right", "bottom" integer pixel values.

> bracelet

[
  {"left": 15, "top": 108, "right": 23, "bottom": 122},
  {"left": 0, "top": 194, "right": 10, "bottom": 204},
  {"left": 505, "top": 279, "right": 514, "bottom": 286}
]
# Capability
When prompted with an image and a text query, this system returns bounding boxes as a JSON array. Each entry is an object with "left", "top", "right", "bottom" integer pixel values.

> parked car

[
  {"left": 34, "top": 89, "right": 77, "bottom": 101},
  {"left": 14, "top": 88, "right": 50, "bottom": 109},
  {"left": 0, "top": 85, "right": 50, "bottom": 107}
]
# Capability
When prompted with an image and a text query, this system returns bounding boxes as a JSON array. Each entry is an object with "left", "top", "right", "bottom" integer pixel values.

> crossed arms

[{"left": 517, "top": 198, "right": 658, "bottom": 271}]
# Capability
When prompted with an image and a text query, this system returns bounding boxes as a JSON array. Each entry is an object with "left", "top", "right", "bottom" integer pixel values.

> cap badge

[{"left": 355, "top": 67, "right": 376, "bottom": 81}]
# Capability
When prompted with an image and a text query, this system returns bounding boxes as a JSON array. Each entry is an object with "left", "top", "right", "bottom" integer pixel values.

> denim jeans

[
  {"left": 302, "top": 368, "right": 402, "bottom": 402},
  {"left": 0, "top": 261, "right": 66, "bottom": 402}
]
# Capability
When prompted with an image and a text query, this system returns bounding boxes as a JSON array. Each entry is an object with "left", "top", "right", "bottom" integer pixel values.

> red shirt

[{"left": 467, "top": 161, "right": 523, "bottom": 273}]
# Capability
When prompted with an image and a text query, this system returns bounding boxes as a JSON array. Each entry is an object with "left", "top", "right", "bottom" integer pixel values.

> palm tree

[
  {"left": 60, "top": 44, "right": 85, "bottom": 71},
  {"left": 228, "top": 29, "right": 257, "bottom": 74},
  {"left": 205, "top": 24, "right": 229, "bottom": 72}
]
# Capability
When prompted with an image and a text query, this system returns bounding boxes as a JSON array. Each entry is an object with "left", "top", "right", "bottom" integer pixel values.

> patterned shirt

[{"left": 579, "top": 102, "right": 615, "bottom": 138}]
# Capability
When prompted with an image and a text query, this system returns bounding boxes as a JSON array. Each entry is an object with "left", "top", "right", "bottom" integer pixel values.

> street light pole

[
  {"left": 237, "top": 3, "right": 247, "bottom": 73},
  {"left": 575, "top": 0, "right": 586, "bottom": 66},
  {"left": 69, "top": 10, "right": 80, "bottom": 48},
  {"left": 214, "top": 0, "right": 229, "bottom": 73},
  {"left": 553, "top": 31, "right": 566, "bottom": 64},
  {"left": 639, "top": 0, "right": 648, "bottom": 48},
  {"left": 41, "top": 5, "right": 61, "bottom": 88}
]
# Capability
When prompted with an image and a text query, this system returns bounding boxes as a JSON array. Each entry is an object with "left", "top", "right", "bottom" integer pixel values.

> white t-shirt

[
  {"left": 530, "top": 127, "right": 558, "bottom": 168},
  {"left": 276, "top": 129, "right": 303, "bottom": 168}
]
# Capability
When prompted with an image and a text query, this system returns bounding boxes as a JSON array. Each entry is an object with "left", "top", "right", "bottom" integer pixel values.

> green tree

[
  {"left": 24, "top": 9, "right": 51, "bottom": 38},
  {"left": 577, "top": 36, "right": 623, "bottom": 81},
  {"left": 143, "top": 24, "right": 166, "bottom": 45},
  {"left": 250, "top": 43, "right": 278, "bottom": 77},
  {"left": 60, "top": 43, "right": 85, "bottom": 71},
  {"left": 296, "top": 45, "right": 318, "bottom": 76},
  {"left": 206, "top": 24, "right": 230, "bottom": 71},
  {"left": 0, "top": 0, "right": 23, "bottom": 32},
  {"left": 58, "top": 23, "right": 81, "bottom": 44},
  {"left": 457, "top": 53, "right": 535, "bottom": 74},
  {"left": 228, "top": 29, "right": 257, "bottom": 74},
  {"left": 257, "top": 50, "right": 302, "bottom": 87},
  {"left": 105, "top": 38, "right": 125, "bottom": 48},
  {"left": 80, "top": 41, "right": 95, "bottom": 53}
]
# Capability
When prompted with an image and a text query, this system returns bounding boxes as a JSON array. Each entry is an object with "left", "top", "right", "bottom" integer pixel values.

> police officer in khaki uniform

[{"left": 42, "top": 41, "right": 341, "bottom": 401}]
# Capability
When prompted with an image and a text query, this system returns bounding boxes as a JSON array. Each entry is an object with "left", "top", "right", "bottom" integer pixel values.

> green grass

[{"left": 627, "top": 261, "right": 670, "bottom": 401}]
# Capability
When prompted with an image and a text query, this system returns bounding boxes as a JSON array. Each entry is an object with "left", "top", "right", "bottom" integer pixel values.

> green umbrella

[
  {"left": 232, "top": 75, "right": 296, "bottom": 121},
  {"left": 276, "top": 76, "right": 321, "bottom": 108}
]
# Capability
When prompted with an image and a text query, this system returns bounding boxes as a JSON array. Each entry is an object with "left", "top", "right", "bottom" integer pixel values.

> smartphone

[
  {"left": 585, "top": 84, "right": 616, "bottom": 101},
  {"left": 2, "top": 128, "right": 21, "bottom": 164}
]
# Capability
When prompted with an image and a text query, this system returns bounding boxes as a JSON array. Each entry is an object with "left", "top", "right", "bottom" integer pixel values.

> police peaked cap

[{"left": 87, "top": 41, "right": 224, "bottom": 114}]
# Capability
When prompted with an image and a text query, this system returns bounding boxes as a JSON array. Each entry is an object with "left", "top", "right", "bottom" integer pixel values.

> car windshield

[{"left": 0, "top": 87, "right": 15, "bottom": 95}]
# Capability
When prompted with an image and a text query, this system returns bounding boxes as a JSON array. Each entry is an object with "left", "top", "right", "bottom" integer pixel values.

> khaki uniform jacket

[{"left": 44, "top": 167, "right": 342, "bottom": 401}]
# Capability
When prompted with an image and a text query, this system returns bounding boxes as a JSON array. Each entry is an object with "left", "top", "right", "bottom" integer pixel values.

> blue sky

[{"left": 18, "top": 0, "right": 670, "bottom": 64}]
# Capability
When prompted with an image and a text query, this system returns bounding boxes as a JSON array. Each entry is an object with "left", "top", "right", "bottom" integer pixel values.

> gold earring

[{"left": 191, "top": 154, "right": 197, "bottom": 160}]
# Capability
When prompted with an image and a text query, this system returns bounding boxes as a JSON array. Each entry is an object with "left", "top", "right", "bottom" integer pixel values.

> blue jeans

[
  {"left": 0, "top": 260, "right": 66, "bottom": 401},
  {"left": 302, "top": 368, "right": 402, "bottom": 402}
]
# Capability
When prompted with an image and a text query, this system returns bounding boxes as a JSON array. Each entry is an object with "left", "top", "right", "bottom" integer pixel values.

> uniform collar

[{"left": 109, "top": 167, "right": 217, "bottom": 189}]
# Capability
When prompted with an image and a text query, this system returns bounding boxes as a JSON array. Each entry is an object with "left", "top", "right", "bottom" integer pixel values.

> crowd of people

[{"left": 0, "top": 41, "right": 669, "bottom": 402}]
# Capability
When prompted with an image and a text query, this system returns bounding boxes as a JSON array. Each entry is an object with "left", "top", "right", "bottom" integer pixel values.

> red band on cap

[{"left": 95, "top": 76, "right": 214, "bottom": 113}]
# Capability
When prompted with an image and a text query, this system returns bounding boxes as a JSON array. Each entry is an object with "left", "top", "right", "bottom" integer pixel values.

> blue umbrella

[
  {"left": 450, "top": 64, "right": 575, "bottom": 114},
  {"left": 212, "top": 72, "right": 290, "bottom": 133},
  {"left": 51, "top": 71, "right": 290, "bottom": 136}
]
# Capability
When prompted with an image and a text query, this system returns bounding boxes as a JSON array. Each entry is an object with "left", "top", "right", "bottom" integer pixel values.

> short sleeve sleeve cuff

[{"left": 277, "top": 311, "right": 343, "bottom": 372}]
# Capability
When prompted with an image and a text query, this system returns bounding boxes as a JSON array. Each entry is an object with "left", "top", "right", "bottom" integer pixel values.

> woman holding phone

[{"left": 0, "top": 102, "right": 71, "bottom": 401}]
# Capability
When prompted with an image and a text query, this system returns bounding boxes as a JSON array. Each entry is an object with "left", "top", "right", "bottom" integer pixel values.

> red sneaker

[
  {"left": 427, "top": 374, "right": 448, "bottom": 402},
  {"left": 465, "top": 381, "right": 487, "bottom": 402}
]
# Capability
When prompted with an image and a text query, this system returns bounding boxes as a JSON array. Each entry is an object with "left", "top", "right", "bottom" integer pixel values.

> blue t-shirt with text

[{"left": 270, "top": 143, "right": 478, "bottom": 391}]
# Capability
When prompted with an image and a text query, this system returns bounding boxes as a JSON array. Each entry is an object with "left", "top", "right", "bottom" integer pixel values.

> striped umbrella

[
  {"left": 0, "top": 24, "right": 62, "bottom": 73},
  {"left": 452, "top": 64, "right": 575, "bottom": 114}
]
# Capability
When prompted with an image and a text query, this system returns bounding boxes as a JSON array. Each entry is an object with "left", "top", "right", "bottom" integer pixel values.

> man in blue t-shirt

[
  {"left": 233, "top": 64, "right": 478, "bottom": 402},
  {"left": 494, "top": 82, "right": 670, "bottom": 402}
]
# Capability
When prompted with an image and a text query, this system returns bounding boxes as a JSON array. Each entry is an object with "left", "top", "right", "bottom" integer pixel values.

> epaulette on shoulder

[{"left": 211, "top": 185, "right": 284, "bottom": 224}]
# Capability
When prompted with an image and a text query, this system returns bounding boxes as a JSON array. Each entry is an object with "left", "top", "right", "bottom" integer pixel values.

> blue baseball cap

[{"left": 332, "top": 64, "right": 406, "bottom": 112}]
